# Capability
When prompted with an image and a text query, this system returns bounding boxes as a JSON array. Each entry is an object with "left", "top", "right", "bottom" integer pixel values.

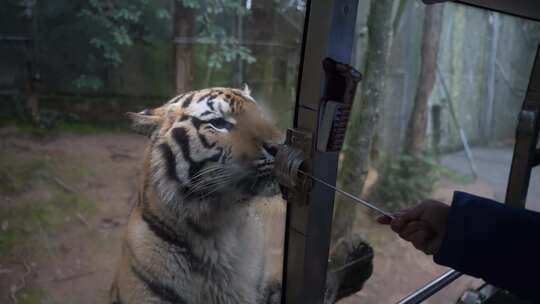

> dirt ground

[
  {"left": 0, "top": 127, "right": 493, "bottom": 304},
  {"left": 0, "top": 128, "right": 143, "bottom": 304}
]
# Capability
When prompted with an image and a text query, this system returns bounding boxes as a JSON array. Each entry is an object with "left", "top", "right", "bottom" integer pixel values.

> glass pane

[
  {"left": 333, "top": 1, "right": 540, "bottom": 303},
  {"left": 0, "top": 1, "right": 305, "bottom": 303}
]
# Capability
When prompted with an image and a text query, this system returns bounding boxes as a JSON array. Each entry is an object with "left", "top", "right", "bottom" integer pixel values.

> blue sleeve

[{"left": 434, "top": 191, "right": 540, "bottom": 302}]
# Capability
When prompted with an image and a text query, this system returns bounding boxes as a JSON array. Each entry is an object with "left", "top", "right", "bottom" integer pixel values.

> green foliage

[
  {"left": 207, "top": 37, "right": 256, "bottom": 70},
  {"left": 3, "top": 0, "right": 306, "bottom": 94},
  {"left": 371, "top": 154, "right": 439, "bottom": 212},
  {"left": 2, "top": 0, "right": 308, "bottom": 96},
  {"left": 75, "top": 0, "right": 258, "bottom": 89},
  {"left": 179, "top": 0, "right": 256, "bottom": 70},
  {"left": 79, "top": 0, "right": 155, "bottom": 60},
  {"left": 76, "top": 0, "right": 169, "bottom": 89}
]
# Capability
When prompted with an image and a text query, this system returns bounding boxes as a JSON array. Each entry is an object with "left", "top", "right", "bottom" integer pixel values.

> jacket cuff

[{"left": 433, "top": 191, "right": 470, "bottom": 268}]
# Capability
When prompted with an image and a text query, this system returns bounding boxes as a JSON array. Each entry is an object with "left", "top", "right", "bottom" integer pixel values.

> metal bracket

[
  {"left": 275, "top": 59, "right": 362, "bottom": 206},
  {"left": 317, "top": 58, "right": 362, "bottom": 152},
  {"left": 275, "top": 129, "right": 313, "bottom": 205}
]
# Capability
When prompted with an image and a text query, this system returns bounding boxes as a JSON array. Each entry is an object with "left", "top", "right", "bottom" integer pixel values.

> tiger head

[{"left": 129, "top": 87, "right": 283, "bottom": 205}]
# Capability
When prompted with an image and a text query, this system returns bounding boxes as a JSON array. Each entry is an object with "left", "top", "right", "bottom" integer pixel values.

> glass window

[
  {"left": 1, "top": 0, "right": 539, "bottom": 303},
  {"left": 0, "top": 1, "right": 305, "bottom": 303},
  {"left": 333, "top": 1, "right": 540, "bottom": 303}
]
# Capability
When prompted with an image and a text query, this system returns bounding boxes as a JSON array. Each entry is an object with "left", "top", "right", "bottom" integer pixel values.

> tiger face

[{"left": 129, "top": 87, "right": 282, "bottom": 204}]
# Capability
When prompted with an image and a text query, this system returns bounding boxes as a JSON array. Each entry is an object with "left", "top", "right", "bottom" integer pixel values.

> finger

[
  {"left": 409, "top": 230, "right": 431, "bottom": 253},
  {"left": 394, "top": 209, "right": 410, "bottom": 217},
  {"left": 398, "top": 221, "right": 434, "bottom": 243},
  {"left": 390, "top": 207, "right": 424, "bottom": 232},
  {"left": 377, "top": 215, "right": 392, "bottom": 225},
  {"left": 398, "top": 204, "right": 426, "bottom": 222},
  {"left": 390, "top": 217, "right": 406, "bottom": 233},
  {"left": 397, "top": 221, "right": 427, "bottom": 240}
]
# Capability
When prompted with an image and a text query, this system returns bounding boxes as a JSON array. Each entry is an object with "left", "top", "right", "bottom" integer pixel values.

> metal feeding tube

[
  {"left": 273, "top": 143, "right": 394, "bottom": 219},
  {"left": 297, "top": 170, "right": 395, "bottom": 219}
]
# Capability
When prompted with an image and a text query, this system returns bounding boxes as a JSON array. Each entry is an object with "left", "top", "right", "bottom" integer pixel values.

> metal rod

[
  {"left": 299, "top": 170, "right": 395, "bottom": 219},
  {"left": 437, "top": 68, "right": 478, "bottom": 179},
  {"left": 396, "top": 270, "right": 462, "bottom": 304}
]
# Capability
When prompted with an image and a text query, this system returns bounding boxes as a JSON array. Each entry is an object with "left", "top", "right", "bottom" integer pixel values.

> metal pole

[
  {"left": 436, "top": 68, "right": 478, "bottom": 179},
  {"left": 397, "top": 270, "right": 462, "bottom": 304}
]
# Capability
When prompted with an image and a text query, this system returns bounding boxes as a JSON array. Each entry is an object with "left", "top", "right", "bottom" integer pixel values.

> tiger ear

[
  {"left": 242, "top": 84, "right": 251, "bottom": 96},
  {"left": 126, "top": 109, "right": 163, "bottom": 136}
]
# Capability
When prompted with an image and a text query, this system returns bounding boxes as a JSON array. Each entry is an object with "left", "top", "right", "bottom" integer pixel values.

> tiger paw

[{"left": 328, "top": 234, "right": 374, "bottom": 301}]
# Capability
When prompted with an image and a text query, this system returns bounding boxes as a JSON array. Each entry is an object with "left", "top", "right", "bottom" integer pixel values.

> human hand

[{"left": 377, "top": 200, "right": 450, "bottom": 255}]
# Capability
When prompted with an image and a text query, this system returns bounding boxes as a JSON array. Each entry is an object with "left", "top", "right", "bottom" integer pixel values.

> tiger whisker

[
  {"left": 191, "top": 170, "right": 232, "bottom": 184},
  {"left": 188, "top": 170, "right": 230, "bottom": 187},
  {"left": 187, "top": 182, "right": 230, "bottom": 199},
  {"left": 185, "top": 175, "right": 234, "bottom": 198},
  {"left": 190, "top": 166, "right": 227, "bottom": 180},
  {"left": 197, "top": 180, "right": 233, "bottom": 199},
  {"left": 189, "top": 172, "right": 233, "bottom": 190}
]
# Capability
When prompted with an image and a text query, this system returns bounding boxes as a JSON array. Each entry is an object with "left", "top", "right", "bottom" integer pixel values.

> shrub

[{"left": 370, "top": 154, "right": 438, "bottom": 212}]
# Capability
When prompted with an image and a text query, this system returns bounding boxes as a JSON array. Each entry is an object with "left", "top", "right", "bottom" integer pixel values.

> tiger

[{"left": 110, "top": 87, "right": 373, "bottom": 304}]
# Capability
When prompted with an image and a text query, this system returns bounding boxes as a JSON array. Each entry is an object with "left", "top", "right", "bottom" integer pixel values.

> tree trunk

[
  {"left": 333, "top": 0, "right": 395, "bottom": 241},
  {"left": 482, "top": 12, "right": 499, "bottom": 142},
  {"left": 403, "top": 4, "right": 444, "bottom": 157},
  {"left": 173, "top": 2, "right": 195, "bottom": 94}
]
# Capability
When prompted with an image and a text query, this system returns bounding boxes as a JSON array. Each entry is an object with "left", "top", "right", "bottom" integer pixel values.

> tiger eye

[{"left": 208, "top": 118, "right": 234, "bottom": 131}]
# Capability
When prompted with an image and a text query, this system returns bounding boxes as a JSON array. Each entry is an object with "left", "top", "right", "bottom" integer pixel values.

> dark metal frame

[
  {"left": 282, "top": 0, "right": 540, "bottom": 303},
  {"left": 280, "top": 1, "right": 359, "bottom": 303},
  {"left": 506, "top": 50, "right": 540, "bottom": 208},
  {"left": 424, "top": 0, "right": 540, "bottom": 21}
]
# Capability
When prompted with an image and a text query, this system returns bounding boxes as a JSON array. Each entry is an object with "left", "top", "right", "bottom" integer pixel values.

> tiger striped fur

[{"left": 110, "top": 87, "right": 372, "bottom": 304}]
